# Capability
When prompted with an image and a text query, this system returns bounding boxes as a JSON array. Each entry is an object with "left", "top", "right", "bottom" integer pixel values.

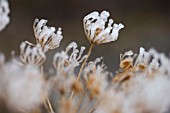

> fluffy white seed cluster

[
  {"left": 0, "top": 62, "right": 44, "bottom": 112},
  {"left": 33, "top": 19, "right": 63, "bottom": 52},
  {"left": 83, "top": 11, "right": 124, "bottom": 45},
  {"left": 0, "top": 0, "right": 10, "bottom": 31}
]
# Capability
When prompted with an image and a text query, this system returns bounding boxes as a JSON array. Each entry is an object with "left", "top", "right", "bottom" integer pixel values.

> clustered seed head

[
  {"left": 33, "top": 19, "right": 63, "bottom": 52},
  {"left": 0, "top": 62, "right": 45, "bottom": 112},
  {"left": 18, "top": 18, "right": 63, "bottom": 66},
  {"left": 83, "top": 10, "right": 124, "bottom": 45},
  {"left": 53, "top": 42, "right": 87, "bottom": 75}
]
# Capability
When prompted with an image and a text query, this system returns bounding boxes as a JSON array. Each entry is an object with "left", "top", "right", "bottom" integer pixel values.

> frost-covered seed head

[
  {"left": 83, "top": 58, "right": 108, "bottom": 98},
  {"left": 0, "top": 0, "right": 10, "bottom": 31},
  {"left": 0, "top": 62, "right": 45, "bottom": 111},
  {"left": 33, "top": 18, "right": 63, "bottom": 52},
  {"left": 20, "top": 41, "right": 46, "bottom": 66},
  {"left": 53, "top": 42, "right": 87, "bottom": 76},
  {"left": 83, "top": 10, "right": 124, "bottom": 45}
]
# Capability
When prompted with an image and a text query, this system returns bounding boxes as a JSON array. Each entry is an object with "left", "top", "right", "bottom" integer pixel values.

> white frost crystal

[
  {"left": 33, "top": 19, "right": 63, "bottom": 52},
  {"left": 0, "top": 0, "right": 10, "bottom": 31},
  {"left": 20, "top": 41, "right": 46, "bottom": 66},
  {"left": 83, "top": 10, "right": 124, "bottom": 45}
]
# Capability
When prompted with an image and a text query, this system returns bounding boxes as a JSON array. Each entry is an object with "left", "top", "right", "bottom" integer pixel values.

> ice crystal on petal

[
  {"left": 20, "top": 41, "right": 46, "bottom": 66},
  {"left": 0, "top": 0, "right": 10, "bottom": 31},
  {"left": 33, "top": 18, "right": 63, "bottom": 52},
  {"left": 83, "top": 10, "right": 124, "bottom": 45}
]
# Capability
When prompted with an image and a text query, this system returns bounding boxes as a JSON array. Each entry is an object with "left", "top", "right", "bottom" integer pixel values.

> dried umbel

[
  {"left": 53, "top": 42, "right": 87, "bottom": 75},
  {"left": 0, "top": 0, "right": 10, "bottom": 31},
  {"left": 20, "top": 41, "right": 46, "bottom": 66},
  {"left": 33, "top": 19, "right": 63, "bottom": 52},
  {"left": 83, "top": 58, "right": 109, "bottom": 98},
  {"left": 83, "top": 10, "right": 124, "bottom": 45}
]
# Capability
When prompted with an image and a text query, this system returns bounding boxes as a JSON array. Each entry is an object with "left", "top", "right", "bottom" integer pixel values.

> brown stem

[
  {"left": 77, "top": 44, "right": 94, "bottom": 81},
  {"left": 70, "top": 44, "right": 94, "bottom": 101},
  {"left": 45, "top": 95, "right": 55, "bottom": 113},
  {"left": 41, "top": 65, "right": 55, "bottom": 113}
]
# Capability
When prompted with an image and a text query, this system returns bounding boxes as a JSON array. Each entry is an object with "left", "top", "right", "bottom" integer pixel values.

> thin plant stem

[
  {"left": 70, "top": 44, "right": 94, "bottom": 101},
  {"left": 41, "top": 65, "right": 55, "bottom": 113},
  {"left": 45, "top": 95, "right": 55, "bottom": 113},
  {"left": 88, "top": 104, "right": 97, "bottom": 113}
]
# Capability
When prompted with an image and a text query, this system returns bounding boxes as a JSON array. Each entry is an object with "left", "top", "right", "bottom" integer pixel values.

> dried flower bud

[
  {"left": 83, "top": 10, "right": 124, "bottom": 45},
  {"left": 0, "top": 0, "right": 10, "bottom": 31},
  {"left": 120, "top": 57, "right": 133, "bottom": 69},
  {"left": 20, "top": 41, "right": 46, "bottom": 66},
  {"left": 33, "top": 18, "right": 63, "bottom": 52}
]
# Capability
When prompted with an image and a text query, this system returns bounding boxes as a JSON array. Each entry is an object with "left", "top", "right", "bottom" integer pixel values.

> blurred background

[{"left": 0, "top": 0, "right": 170, "bottom": 72}]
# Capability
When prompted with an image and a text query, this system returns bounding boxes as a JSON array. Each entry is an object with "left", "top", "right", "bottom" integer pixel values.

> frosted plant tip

[
  {"left": 33, "top": 18, "right": 63, "bottom": 52},
  {"left": 83, "top": 10, "right": 124, "bottom": 45}
]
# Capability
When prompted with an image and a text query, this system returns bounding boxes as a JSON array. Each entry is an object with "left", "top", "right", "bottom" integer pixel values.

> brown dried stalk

[{"left": 69, "top": 44, "right": 94, "bottom": 101}]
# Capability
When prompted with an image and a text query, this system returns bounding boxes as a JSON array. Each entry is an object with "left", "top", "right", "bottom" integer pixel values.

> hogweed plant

[{"left": 1, "top": 0, "right": 170, "bottom": 113}]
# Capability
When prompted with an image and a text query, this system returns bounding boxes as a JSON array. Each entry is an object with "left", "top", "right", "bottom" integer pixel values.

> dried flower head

[
  {"left": 0, "top": 62, "right": 45, "bottom": 112},
  {"left": 83, "top": 58, "right": 109, "bottom": 98},
  {"left": 20, "top": 41, "right": 46, "bottom": 66},
  {"left": 0, "top": 0, "right": 10, "bottom": 31},
  {"left": 53, "top": 42, "right": 87, "bottom": 75},
  {"left": 33, "top": 18, "right": 63, "bottom": 52},
  {"left": 83, "top": 10, "right": 124, "bottom": 45}
]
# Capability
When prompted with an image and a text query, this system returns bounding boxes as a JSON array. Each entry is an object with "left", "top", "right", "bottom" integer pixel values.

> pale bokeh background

[{"left": 0, "top": 0, "right": 170, "bottom": 72}]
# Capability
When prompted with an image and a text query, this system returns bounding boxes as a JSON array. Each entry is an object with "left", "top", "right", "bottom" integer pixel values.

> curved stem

[
  {"left": 70, "top": 44, "right": 94, "bottom": 101},
  {"left": 77, "top": 44, "right": 94, "bottom": 81}
]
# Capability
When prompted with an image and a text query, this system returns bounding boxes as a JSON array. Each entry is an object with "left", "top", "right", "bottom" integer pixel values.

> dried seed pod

[
  {"left": 33, "top": 19, "right": 63, "bottom": 52},
  {"left": 83, "top": 10, "right": 124, "bottom": 45}
]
